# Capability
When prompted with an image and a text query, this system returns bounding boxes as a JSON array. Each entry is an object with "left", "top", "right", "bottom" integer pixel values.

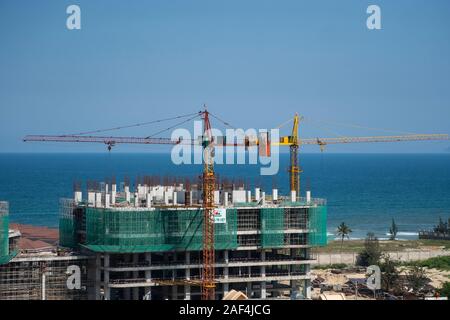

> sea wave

[{"left": 385, "top": 232, "right": 418, "bottom": 236}]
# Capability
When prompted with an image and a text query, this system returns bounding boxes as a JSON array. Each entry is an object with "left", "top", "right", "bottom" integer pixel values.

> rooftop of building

[{"left": 70, "top": 181, "right": 326, "bottom": 211}]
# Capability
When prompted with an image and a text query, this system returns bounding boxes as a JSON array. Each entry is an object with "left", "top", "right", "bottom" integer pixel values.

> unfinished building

[
  {"left": 0, "top": 201, "right": 93, "bottom": 300},
  {"left": 59, "top": 180, "right": 327, "bottom": 300}
]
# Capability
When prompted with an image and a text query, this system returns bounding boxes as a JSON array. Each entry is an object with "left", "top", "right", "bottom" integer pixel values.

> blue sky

[{"left": 1, "top": 0, "right": 449, "bottom": 153}]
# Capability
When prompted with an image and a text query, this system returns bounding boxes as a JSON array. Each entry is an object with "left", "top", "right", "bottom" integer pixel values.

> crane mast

[
  {"left": 200, "top": 109, "right": 216, "bottom": 300},
  {"left": 289, "top": 113, "right": 301, "bottom": 196}
]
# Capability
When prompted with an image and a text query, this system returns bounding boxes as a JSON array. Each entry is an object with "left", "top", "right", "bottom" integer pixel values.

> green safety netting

[
  {"left": 0, "top": 203, "right": 17, "bottom": 265},
  {"left": 59, "top": 203, "right": 327, "bottom": 252},
  {"left": 83, "top": 208, "right": 238, "bottom": 253},
  {"left": 59, "top": 216, "right": 77, "bottom": 248},
  {"left": 308, "top": 205, "right": 328, "bottom": 246},
  {"left": 260, "top": 208, "right": 285, "bottom": 248},
  {"left": 0, "top": 213, "right": 9, "bottom": 264}
]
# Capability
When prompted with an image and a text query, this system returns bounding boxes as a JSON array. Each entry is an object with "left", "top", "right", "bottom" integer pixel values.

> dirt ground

[{"left": 311, "top": 267, "right": 450, "bottom": 291}]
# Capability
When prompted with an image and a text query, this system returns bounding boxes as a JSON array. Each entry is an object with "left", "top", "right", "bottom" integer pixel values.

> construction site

[
  {"left": 0, "top": 181, "right": 326, "bottom": 300},
  {"left": 0, "top": 109, "right": 448, "bottom": 300}
]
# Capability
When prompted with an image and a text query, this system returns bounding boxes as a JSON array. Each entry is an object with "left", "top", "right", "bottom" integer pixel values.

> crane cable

[
  {"left": 302, "top": 118, "right": 346, "bottom": 138},
  {"left": 208, "top": 112, "right": 237, "bottom": 130},
  {"left": 303, "top": 117, "right": 417, "bottom": 135},
  {"left": 145, "top": 113, "right": 202, "bottom": 138},
  {"left": 67, "top": 112, "right": 201, "bottom": 136},
  {"left": 275, "top": 117, "right": 294, "bottom": 129}
]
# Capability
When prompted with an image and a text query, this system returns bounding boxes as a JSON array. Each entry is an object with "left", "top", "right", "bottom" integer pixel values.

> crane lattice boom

[{"left": 24, "top": 133, "right": 449, "bottom": 148}]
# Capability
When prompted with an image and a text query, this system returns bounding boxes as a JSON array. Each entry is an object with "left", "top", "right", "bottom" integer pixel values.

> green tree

[
  {"left": 356, "top": 232, "right": 382, "bottom": 267},
  {"left": 336, "top": 222, "right": 352, "bottom": 251},
  {"left": 406, "top": 265, "right": 428, "bottom": 293},
  {"left": 380, "top": 254, "right": 399, "bottom": 292},
  {"left": 389, "top": 218, "right": 398, "bottom": 241},
  {"left": 438, "top": 282, "right": 450, "bottom": 298},
  {"left": 434, "top": 217, "right": 448, "bottom": 234}
]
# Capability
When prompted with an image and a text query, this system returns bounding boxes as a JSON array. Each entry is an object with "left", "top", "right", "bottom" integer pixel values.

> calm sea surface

[{"left": 0, "top": 153, "right": 449, "bottom": 240}]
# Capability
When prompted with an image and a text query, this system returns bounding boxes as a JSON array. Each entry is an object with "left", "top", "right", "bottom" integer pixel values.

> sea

[{"left": 0, "top": 153, "right": 449, "bottom": 240}]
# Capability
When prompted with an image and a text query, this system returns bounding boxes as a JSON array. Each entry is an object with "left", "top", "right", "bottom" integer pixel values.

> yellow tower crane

[{"left": 276, "top": 114, "right": 448, "bottom": 198}]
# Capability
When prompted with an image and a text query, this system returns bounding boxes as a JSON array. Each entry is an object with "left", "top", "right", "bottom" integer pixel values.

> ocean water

[{"left": 0, "top": 153, "right": 449, "bottom": 240}]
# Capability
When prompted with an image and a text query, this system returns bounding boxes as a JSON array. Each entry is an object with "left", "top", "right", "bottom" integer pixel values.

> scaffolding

[
  {"left": 0, "top": 257, "right": 91, "bottom": 300},
  {"left": 59, "top": 199, "right": 77, "bottom": 248},
  {"left": 82, "top": 208, "right": 238, "bottom": 253},
  {"left": 308, "top": 205, "right": 327, "bottom": 246},
  {"left": 59, "top": 201, "right": 327, "bottom": 253},
  {"left": 260, "top": 208, "right": 285, "bottom": 248},
  {"left": 0, "top": 202, "right": 14, "bottom": 265}
]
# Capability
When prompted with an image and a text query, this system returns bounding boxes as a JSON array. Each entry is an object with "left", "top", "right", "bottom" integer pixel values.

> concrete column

[
  {"left": 95, "top": 254, "right": 101, "bottom": 300},
  {"left": 223, "top": 283, "right": 229, "bottom": 296},
  {"left": 104, "top": 254, "right": 110, "bottom": 300},
  {"left": 172, "top": 285, "right": 178, "bottom": 300},
  {"left": 124, "top": 255, "right": 131, "bottom": 300},
  {"left": 146, "top": 193, "right": 152, "bottom": 208},
  {"left": 164, "top": 191, "right": 170, "bottom": 205},
  {"left": 261, "top": 250, "right": 266, "bottom": 276},
  {"left": 255, "top": 188, "right": 260, "bottom": 202},
  {"left": 105, "top": 194, "right": 111, "bottom": 208},
  {"left": 291, "top": 190, "right": 296, "bottom": 202},
  {"left": 290, "top": 280, "right": 298, "bottom": 299},
  {"left": 134, "top": 193, "right": 139, "bottom": 207},
  {"left": 272, "top": 189, "right": 278, "bottom": 201},
  {"left": 261, "top": 250, "right": 266, "bottom": 298},
  {"left": 184, "top": 285, "right": 191, "bottom": 300},
  {"left": 247, "top": 251, "right": 252, "bottom": 298},
  {"left": 305, "top": 279, "right": 312, "bottom": 299},
  {"left": 111, "top": 184, "right": 117, "bottom": 205},
  {"left": 136, "top": 184, "right": 141, "bottom": 198},
  {"left": 223, "top": 250, "right": 229, "bottom": 295},
  {"left": 189, "top": 191, "right": 193, "bottom": 205},
  {"left": 261, "top": 282, "right": 267, "bottom": 299},
  {"left": 133, "top": 253, "right": 139, "bottom": 300},
  {"left": 306, "top": 191, "right": 311, "bottom": 203},
  {"left": 185, "top": 252, "right": 191, "bottom": 300},
  {"left": 88, "top": 192, "right": 95, "bottom": 206},
  {"left": 261, "top": 191, "right": 266, "bottom": 205},
  {"left": 162, "top": 254, "right": 169, "bottom": 299},
  {"left": 173, "top": 191, "right": 178, "bottom": 205},
  {"left": 172, "top": 252, "right": 178, "bottom": 300},
  {"left": 95, "top": 192, "right": 102, "bottom": 208},
  {"left": 214, "top": 190, "right": 220, "bottom": 205},
  {"left": 125, "top": 186, "right": 131, "bottom": 203},
  {"left": 74, "top": 191, "right": 82, "bottom": 203},
  {"left": 144, "top": 253, "right": 152, "bottom": 300},
  {"left": 247, "top": 190, "right": 252, "bottom": 203},
  {"left": 223, "top": 192, "right": 229, "bottom": 207},
  {"left": 145, "top": 252, "right": 152, "bottom": 279}
]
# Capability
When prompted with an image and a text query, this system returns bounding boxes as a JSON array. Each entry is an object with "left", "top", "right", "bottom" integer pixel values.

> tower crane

[
  {"left": 276, "top": 114, "right": 449, "bottom": 197},
  {"left": 23, "top": 109, "right": 449, "bottom": 300}
]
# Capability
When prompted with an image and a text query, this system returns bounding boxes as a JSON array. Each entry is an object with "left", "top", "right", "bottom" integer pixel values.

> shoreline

[{"left": 317, "top": 239, "right": 450, "bottom": 254}]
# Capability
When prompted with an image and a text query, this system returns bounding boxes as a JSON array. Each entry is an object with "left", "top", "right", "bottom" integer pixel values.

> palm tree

[
  {"left": 336, "top": 222, "right": 352, "bottom": 251},
  {"left": 389, "top": 218, "right": 398, "bottom": 240}
]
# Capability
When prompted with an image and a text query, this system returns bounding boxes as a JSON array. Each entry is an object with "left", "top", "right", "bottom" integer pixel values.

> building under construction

[
  {"left": 0, "top": 201, "right": 93, "bottom": 300},
  {"left": 58, "top": 178, "right": 327, "bottom": 300},
  {"left": 0, "top": 177, "right": 327, "bottom": 300}
]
